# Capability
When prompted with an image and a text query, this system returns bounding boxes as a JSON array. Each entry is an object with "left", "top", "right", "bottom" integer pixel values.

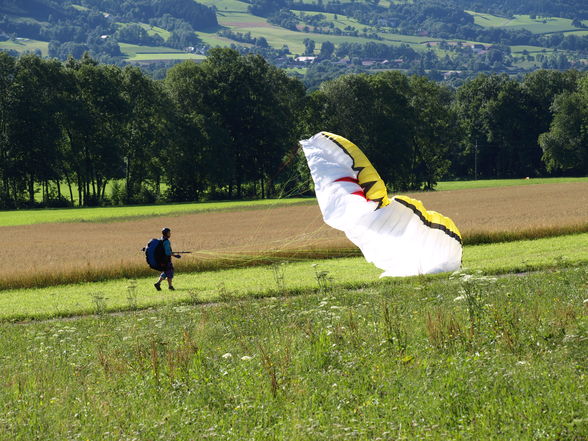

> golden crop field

[{"left": 3, "top": 182, "right": 587, "bottom": 289}]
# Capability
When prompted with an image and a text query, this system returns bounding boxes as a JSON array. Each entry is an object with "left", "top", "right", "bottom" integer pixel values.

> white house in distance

[{"left": 295, "top": 56, "right": 317, "bottom": 63}]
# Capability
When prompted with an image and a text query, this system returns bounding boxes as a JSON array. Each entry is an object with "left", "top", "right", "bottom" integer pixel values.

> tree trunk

[
  {"left": 101, "top": 180, "right": 108, "bottom": 200},
  {"left": 125, "top": 157, "right": 131, "bottom": 202},
  {"left": 66, "top": 174, "right": 74, "bottom": 205},
  {"left": 77, "top": 175, "right": 84, "bottom": 207},
  {"left": 28, "top": 176, "right": 35, "bottom": 204}
]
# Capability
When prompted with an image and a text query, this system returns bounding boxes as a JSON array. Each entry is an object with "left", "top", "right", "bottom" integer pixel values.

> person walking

[{"left": 154, "top": 227, "right": 181, "bottom": 291}]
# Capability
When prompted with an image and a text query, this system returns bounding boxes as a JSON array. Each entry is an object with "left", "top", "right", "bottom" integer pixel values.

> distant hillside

[
  {"left": 1, "top": 0, "right": 586, "bottom": 83},
  {"left": 453, "top": 0, "right": 588, "bottom": 20},
  {"left": 0, "top": 0, "right": 65, "bottom": 20}
]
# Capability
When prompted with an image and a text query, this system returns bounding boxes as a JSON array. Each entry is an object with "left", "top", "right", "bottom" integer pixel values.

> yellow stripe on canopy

[
  {"left": 394, "top": 195, "right": 462, "bottom": 244},
  {"left": 321, "top": 132, "right": 390, "bottom": 208}
]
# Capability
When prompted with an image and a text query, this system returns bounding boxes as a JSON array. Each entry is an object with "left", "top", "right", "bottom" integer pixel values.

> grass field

[
  {"left": 0, "top": 259, "right": 586, "bottom": 438},
  {"left": 0, "top": 38, "right": 48, "bottom": 56},
  {"left": 510, "top": 45, "right": 556, "bottom": 55},
  {"left": 0, "top": 198, "right": 313, "bottom": 227},
  {"left": 118, "top": 43, "right": 205, "bottom": 62},
  {"left": 219, "top": 10, "right": 435, "bottom": 54},
  {"left": 435, "top": 176, "right": 588, "bottom": 191},
  {"left": 564, "top": 30, "right": 588, "bottom": 37},
  {"left": 466, "top": 11, "right": 582, "bottom": 34},
  {"left": 1, "top": 176, "right": 588, "bottom": 439}
]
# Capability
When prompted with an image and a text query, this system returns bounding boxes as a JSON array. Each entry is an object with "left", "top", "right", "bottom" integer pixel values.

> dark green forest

[{"left": 0, "top": 49, "right": 586, "bottom": 209}]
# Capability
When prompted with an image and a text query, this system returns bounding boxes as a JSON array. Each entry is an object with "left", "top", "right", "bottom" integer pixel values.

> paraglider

[{"left": 300, "top": 131, "right": 462, "bottom": 277}]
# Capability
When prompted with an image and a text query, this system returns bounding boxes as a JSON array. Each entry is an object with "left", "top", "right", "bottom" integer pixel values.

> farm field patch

[
  {"left": 196, "top": 0, "right": 249, "bottom": 13},
  {"left": 3, "top": 182, "right": 587, "bottom": 291},
  {"left": 564, "top": 30, "right": 588, "bottom": 37},
  {"left": 466, "top": 12, "right": 581, "bottom": 34},
  {"left": 195, "top": 7, "right": 436, "bottom": 54},
  {"left": 118, "top": 43, "right": 205, "bottom": 61},
  {"left": 0, "top": 38, "right": 48, "bottom": 55},
  {"left": 129, "top": 52, "right": 205, "bottom": 61},
  {"left": 510, "top": 45, "right": 556, "bottom": 54}
]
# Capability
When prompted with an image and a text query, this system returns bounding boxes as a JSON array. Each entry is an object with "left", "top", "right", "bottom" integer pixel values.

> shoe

[
  {"left": 154, "top": 283, "right": 161, "bottom": 291},
  {"left": 169, "top": 286, "right": 175, "bottom": 291}
]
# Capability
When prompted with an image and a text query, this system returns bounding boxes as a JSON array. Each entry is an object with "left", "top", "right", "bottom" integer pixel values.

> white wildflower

[{"left": 222, "top": 353, "right": 232, "bottom": 359}]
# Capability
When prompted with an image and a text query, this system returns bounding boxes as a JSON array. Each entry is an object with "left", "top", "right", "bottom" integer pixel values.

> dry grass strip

[{"left": 3, "top": 182, "right": 587, "bottom": 290}]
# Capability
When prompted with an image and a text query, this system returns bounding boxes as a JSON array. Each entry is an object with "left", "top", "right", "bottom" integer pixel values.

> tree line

[{"left": 0, "top": 49, "right": 586, "bottom": 209}]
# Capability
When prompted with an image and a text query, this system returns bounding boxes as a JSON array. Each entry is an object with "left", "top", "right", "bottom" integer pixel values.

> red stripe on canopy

[{"left": 334, "top": 177, "right": 359, "bottom": 183}]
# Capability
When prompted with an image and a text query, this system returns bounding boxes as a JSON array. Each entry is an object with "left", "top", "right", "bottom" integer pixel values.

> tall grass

[{"left": 0, "top": 266, "right": 586, "bottom": 439}]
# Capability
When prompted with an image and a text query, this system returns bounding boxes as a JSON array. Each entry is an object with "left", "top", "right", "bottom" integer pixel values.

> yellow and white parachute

[{"left": 300, "top": 132, "right": 462, "bottom": 277}]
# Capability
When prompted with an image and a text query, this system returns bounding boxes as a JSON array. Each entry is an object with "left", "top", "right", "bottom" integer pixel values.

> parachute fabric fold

[{"left": 300, "top": 131, "right": 462, "bottom": 277}]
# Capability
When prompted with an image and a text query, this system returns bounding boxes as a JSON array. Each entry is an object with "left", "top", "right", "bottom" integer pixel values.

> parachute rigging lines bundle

[{"left": 300, "top": 132, "right": 462, "bottom": 277}]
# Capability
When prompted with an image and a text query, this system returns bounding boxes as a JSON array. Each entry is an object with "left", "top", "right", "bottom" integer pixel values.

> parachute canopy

[{"left": 300, "top": 131, "right": 462, "bottom": 277}]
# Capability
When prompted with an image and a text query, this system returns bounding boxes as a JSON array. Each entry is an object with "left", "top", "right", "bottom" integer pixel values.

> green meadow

[
  {"left": 0, "top": 38, "right": 49, "bottom": 56},
  {"left": 466, "top": 11, "right": 583, "bottom": 34},
  {"left": 197, "top": 0, "right": 250, "bottom": 13},
  {"left": 115, "top": 22, "right": 172, "bottom": 41},
  {"left": 564, "top": 30, "right": 588, "bottom": 37},
  {"left": 510, "top": 45, "right": 556, "bottom": 55},
  {"left": 0, "top": 198, "right": 313, "bottom": 227},
  {"left": 1, "top": 175, "right": 588, "bottom": 438},
  {"left": 435, "top": 176, "right": 588, "bottom": 191},
  {"left": 0, "top": 245, "right": 586, "bottom": 439},
  {"left": 118, "top": 43, "right": 206, "bottom": 62},
  {"left": 199, "top": 7, "right": 436, "bottom": 55}
]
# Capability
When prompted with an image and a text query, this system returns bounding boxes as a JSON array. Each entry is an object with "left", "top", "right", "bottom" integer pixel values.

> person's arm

[
  {"left": 163, "top": 240, "right": 172, "bottom": 256},
  {"left": 164, "top": 240, "right": 181, "bottom": 258}
]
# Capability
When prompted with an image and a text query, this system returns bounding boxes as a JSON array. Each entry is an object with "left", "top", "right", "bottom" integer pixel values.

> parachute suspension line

[{"left": 187, "top": 161, "right": 347, "bottom": 265}]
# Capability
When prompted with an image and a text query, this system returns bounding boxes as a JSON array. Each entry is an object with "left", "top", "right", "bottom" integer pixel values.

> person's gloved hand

[{"left": 174, "top": 254, "right": 181, "bottom": 258}]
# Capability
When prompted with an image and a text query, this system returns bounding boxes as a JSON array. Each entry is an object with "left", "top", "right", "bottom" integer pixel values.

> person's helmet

[{"left": 162, "top": 227, "right": 171, "bottom": 234}]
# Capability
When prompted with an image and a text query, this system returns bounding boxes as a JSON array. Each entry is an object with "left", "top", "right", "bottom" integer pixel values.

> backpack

[{"left": 144, "top": 238, "right": 167, "bottom": 271}]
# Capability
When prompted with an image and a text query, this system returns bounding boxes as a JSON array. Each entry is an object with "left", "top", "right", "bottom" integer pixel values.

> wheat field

[{"left": 2, "top": 182, "right": 587, "bottom": 289}]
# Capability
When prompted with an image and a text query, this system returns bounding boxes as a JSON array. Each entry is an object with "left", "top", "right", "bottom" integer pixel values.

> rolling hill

[{"left": 0, "top": 0, "right": 586, "bottom": 81}]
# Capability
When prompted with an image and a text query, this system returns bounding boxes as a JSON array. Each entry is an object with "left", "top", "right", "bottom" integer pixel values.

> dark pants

[{"left": 160, "top": 261, "right": 174, "bottom": 280}]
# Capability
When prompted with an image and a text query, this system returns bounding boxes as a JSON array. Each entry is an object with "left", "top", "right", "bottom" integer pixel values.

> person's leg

[
  {"left": 154, "top": 272, "right": 165, "bottom": 290},
  {"left": 167, "top": 264, "right": 175, "bottom": 290}
]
